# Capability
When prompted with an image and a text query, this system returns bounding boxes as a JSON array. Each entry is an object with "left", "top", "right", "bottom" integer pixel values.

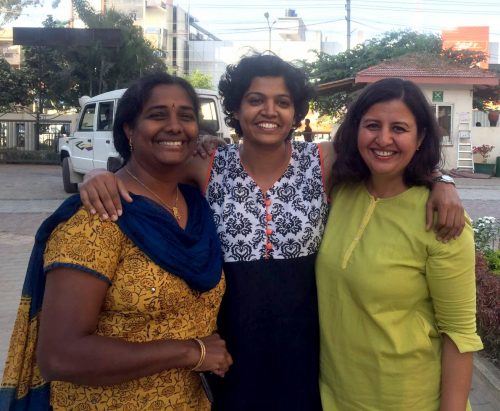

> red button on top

[
  {"left": 266, "top": 214, "right": 273, "bottom": 221},
  {"left": 266, "top": 228, "right": 273, "bottom": 235},
  {"left": 265, "top": 199, "right": 272, "bottom": 206},
  {"left": 266, "top": 243, "right": 273, "bottom": 250}
]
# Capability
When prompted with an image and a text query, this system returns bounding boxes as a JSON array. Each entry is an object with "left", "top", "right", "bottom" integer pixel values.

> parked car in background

[{"left": 58, "top": 88, "right": 231, "bottom": 193}]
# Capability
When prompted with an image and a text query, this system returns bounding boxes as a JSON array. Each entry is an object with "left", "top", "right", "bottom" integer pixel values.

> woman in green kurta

[{"left": 316, "top": 78, "right": 482, "bottom": 411}]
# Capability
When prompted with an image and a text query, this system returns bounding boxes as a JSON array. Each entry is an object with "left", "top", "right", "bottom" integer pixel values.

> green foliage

[
  {"left": 473, "top": 216, "right": 500, "bottom": 253},
  {"left": 3, "top": 1, "right": 167, "bottom": 111},
  {"left": 307, "top": 30, "right": 487, "bottom": 117},
  {"left": 0, "top": 148, "right": 59, "bottom": 163},
  {"left": 0, "top": 0, "right": 42, "bottom": 25},
  {"left": 475, "top": 253, "right": 500, "bottom": 365},
  {"left": 483, "top": 249, "right": 500, "bottom": 274},
  {"left": 21, "top": 16, "right": 75, "bottom": 112},
  {"left": 183, "top": 70, "right": 214, "bottom": 90},
  {"left": 0, "top": 58, "right": 32, "bottom": 112},
  {"left": 56, "top": 0, "right": 167, "bottom": 104},
  {"left": 473, "top": 85, "right": 500, "bottom": 111}
]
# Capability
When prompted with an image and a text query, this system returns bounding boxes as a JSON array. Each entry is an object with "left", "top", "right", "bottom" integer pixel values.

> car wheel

[{"left": 62, "top": 157, "right": 78, "bottom": 193}]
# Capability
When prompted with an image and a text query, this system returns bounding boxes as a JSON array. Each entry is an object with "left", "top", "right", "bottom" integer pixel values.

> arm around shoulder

[
  {"left": 182, "top": 149, "right": 214, "bottom": 192},
  {"left": 426, "top": 178, "right": 464, "bottom": 241},
  {"left": 79, "top": 169, "right": 131, "bottom": 221},
  {"left": 318, "top": 141, "right": 336, "bottom": 192}
]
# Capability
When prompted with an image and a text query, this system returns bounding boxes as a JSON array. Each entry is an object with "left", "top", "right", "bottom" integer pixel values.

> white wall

[
  {"left": 189, "top": 32, "right": 335, "bottom": 88},
  {"left": 471, "top": 126, "right": 500, "bottom": 164},
  {"left": 420, "top": 84, "right": 474, "bottom": 170}
]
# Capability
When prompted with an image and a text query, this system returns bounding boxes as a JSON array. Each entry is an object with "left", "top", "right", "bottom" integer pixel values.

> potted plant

[
  {"left": 473, "top": 144, "right": 496, "bottom": 175},
  {"left": 487, "top": 110, "right": 499, "bottom": 127}
]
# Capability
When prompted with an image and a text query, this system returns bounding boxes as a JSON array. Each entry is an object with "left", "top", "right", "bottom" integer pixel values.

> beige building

[
  {"left": 319, "top": 54, "right": 500, "bottom": 172},
  {"left": 0, "top": 28, "right": 22, "bottom": 69},
  {"left": 76, "top": 0, "right": 193, "bottom": 75},
  {"left": 354, "top": 55, "right": 499, "bottom": 170}
]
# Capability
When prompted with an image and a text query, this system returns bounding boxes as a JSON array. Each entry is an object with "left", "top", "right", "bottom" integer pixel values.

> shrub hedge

[
  {"left": 476, "top": 253, "right": 500, "bottom": 366},
  {"left": 0, "top": 149, "right": 59, "bottom": 164}
]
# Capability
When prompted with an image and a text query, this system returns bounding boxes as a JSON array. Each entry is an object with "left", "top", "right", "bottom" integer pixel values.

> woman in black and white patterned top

[
  {"left": 205, "top": 141, "right": 329, "bottom": 410},
  {"left": 201, "top": 54, "right": 333, "bottom": 411},
  {"left": 79, "top": 53, "right": 464, "bottom": 411}
]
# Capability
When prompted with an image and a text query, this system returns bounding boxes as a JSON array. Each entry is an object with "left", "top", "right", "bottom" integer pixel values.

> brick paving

[{"left": 0, "top": 164, "right": 498, "bottom": 409}]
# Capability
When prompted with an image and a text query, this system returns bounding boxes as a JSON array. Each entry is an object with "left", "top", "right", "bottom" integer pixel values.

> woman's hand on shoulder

[
  {"left": 194, "top": 134, "right": 226, "bottom": 159},
  {"left": 79, "top": 169, "right": 131, "bottom": 221},
  {"left": 191, "top": 334, "right": 233, "bottom": 377},
  {"left": 426, "top": 182, "right": 465, "bottom": 242}
]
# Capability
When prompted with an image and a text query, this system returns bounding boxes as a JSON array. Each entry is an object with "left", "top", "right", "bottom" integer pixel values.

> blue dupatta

[{"left": 0, "top": 185, "right": 222, "bottom": 410}]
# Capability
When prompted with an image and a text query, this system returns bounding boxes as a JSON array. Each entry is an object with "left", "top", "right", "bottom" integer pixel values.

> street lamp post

[{"left": 264, "top": 12, "right": 276, "bottom": 51}]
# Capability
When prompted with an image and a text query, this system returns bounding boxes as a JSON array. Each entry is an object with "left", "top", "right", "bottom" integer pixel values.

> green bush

[
  {"left": 472, "top": 216, "right": 500, "bottom": 252},
  {"left": 0, "top": 149, "right": 59, "bottom": 164},
  {"left": 476, "top": 254, "right": 500, "bottom": 365},
  {"left": 483, "top": 249, "right": 500, "bottom": 274}
]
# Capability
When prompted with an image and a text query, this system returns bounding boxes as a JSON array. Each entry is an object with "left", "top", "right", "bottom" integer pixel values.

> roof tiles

[{"left": 355, "top": 54, "right": 499, "bottom": 85}]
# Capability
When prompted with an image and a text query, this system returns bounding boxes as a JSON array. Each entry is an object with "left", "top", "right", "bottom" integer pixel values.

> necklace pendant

[{"left": 172, "top": 207, "right": 181, "bottom": 221}]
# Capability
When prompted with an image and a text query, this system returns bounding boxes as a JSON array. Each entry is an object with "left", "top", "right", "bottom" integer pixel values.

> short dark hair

[
  {"left": 114, "top": 72, "right": 200, "bottom": 164},
  {"left": 332, "top": 78, "right": 442, "bottom": 188},
  {"left": 218, "top": 52, "right": 314, "bottom": 138}
]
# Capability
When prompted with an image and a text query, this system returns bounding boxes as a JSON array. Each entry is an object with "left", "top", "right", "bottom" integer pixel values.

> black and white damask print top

[{"left": 205, "top": 141, "right": 330, "bottom": 262}]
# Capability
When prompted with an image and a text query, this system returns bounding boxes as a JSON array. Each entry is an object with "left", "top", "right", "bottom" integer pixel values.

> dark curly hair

[
  {"left": 218, "top": 52, "right": 314, "bottom": 138},
  {"left": 114, "top": 72, "right": 200, "bottom": 164},
  {"left": 332, "top": 78, "right": 443, "bottom": 188}
]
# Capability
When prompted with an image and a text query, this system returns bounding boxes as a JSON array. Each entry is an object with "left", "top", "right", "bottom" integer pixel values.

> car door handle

[
  {"left": 106, "top": 140, "right": 110, "bottom": 144},
  {"left": 87, "top": 139, "right": 91, "bottom": 142}
]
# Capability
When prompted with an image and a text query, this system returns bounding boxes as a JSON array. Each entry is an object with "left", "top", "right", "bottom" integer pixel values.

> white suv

[{"left": 58, "top": 88, "right": 231, "bottom": 193}]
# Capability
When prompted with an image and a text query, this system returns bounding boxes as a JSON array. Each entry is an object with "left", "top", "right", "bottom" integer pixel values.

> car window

[
  {"left": 199, "top": 98, "right": 219, "bottom": 135},
  {"left": 79, "top": 104, "right": 96, "bottom": 132},
  {"left": 97, "top": 101, "right": 114, "bottom": 131}
]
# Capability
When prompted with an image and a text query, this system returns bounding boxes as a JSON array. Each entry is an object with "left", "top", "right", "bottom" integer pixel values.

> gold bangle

[{"left": 191, "top": 338, "right": 206, "bottom": 371}]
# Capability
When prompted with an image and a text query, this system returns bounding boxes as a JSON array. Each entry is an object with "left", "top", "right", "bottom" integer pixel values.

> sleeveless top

[
  {"left": 205, "top": 141, "right": 329, "bottom": 411},
  {"left": 206, "top": 141, "right": 329, "bottom": 261}
]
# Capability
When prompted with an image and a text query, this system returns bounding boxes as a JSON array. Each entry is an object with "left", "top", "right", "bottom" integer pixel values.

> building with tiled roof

[
  {"left": 320, "top": 53, "right": 499, "bottom": 171},
  {"left": 355, "top": 53, "right": 498, "bottom": 86}
]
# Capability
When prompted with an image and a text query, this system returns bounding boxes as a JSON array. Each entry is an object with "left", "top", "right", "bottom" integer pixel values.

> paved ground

[
  {"left": 455, "top": 175, "right": 500, "bottom": 222},
  {"left": 0, "top": 164, "right": 499, "bottom": 409}
]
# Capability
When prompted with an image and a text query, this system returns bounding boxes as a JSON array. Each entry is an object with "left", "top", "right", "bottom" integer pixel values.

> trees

[
  {"left": 183, "top": 70, "right": 214, "bottom": 90},
  {"left": 70, "top": 0, "right": 166, "bottom": 99},
  {"left": 0, "top": 0, "right": 42, "bottom": 25},
  {"left": 0, "top": 58, "right": 31, "bottom": 113},
  {"left": 307, "top": 30, "right": 487, "bottom": 117},
  {"left": 1, "top": 0, "right": 167, "bottom": 149},
  {"left": 2, "top": 1, "right": 166, "bottom": 111}
]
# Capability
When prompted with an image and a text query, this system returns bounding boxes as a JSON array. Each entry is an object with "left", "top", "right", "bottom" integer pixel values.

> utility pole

[{"left": 346, "top": 0, "right": 351, "bottom": 50}]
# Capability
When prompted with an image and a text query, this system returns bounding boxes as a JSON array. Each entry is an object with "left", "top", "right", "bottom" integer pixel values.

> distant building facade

[
  {"left": 442, "top": 26, "right": 497, "bottom": 68},
  {"left": 0, "top": 28, "right": 22, "bottom": 69},
  {"left": 75, "top": 0, "right": 219, "bottom": 76},
  {"left": 189, "top": 9, "right": 342, "bottom": 88}
]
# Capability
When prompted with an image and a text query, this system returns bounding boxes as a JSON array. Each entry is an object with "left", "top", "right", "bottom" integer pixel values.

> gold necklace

[{"left": 125, "top": 168, "right": 181, "bottom": 221}]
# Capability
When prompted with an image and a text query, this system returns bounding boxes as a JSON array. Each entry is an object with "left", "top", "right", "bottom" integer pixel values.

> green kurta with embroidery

[{"left": 316, "top": 183, "right": 483, "bottom": 411}]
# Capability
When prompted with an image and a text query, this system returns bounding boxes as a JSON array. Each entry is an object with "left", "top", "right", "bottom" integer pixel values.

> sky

[{"left": 7, "top": 0, "right": 500, "bottom": 59}]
